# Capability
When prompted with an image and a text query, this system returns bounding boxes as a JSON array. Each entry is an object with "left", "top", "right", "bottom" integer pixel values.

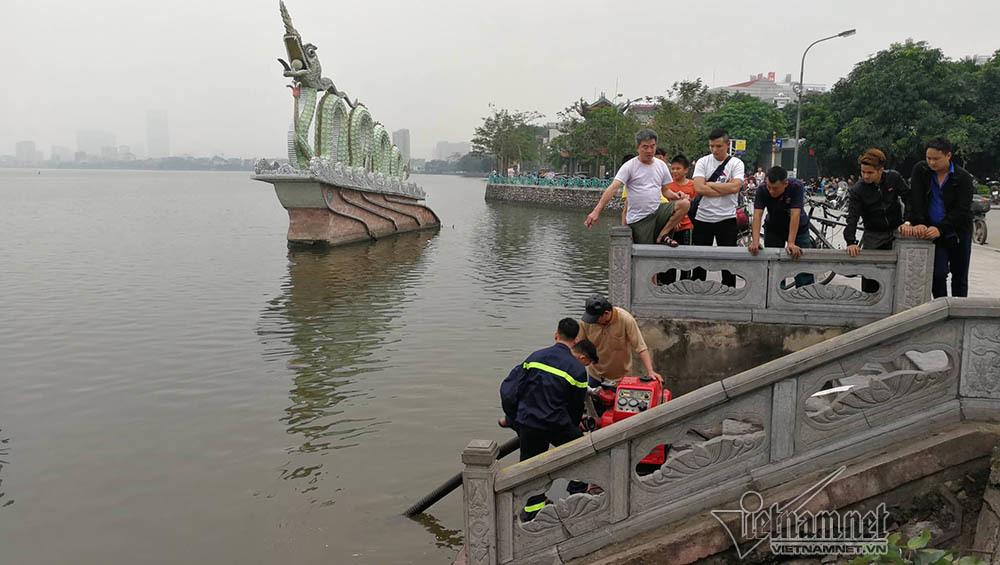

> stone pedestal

[
  {"left": 609, "top": 226, "right": 633, "bottom": 310},
  {"left": 893, "top": 238, "right": 935, "bottom": 313},
  {"left": 462, "top": 440, "right": 499, "bottom": 565}
]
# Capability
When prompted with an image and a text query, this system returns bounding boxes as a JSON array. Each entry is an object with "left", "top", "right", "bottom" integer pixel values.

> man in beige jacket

[{"left": 578, "top": 295, "right": 662, "bottom": 384}]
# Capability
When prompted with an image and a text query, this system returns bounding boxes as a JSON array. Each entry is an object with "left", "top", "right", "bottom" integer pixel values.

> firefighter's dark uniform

[{"left": 499, "top": 342, "right": 588, "bottom": 519}]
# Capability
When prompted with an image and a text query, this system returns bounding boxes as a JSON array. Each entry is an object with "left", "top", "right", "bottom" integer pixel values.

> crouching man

[{"left": 499, "top": 318, "right": 595, "bottom": 519}]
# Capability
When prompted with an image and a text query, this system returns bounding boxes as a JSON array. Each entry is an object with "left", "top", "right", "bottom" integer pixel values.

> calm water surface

[{"left": 0, "top": 170, "right": 611, "bottom": 564}]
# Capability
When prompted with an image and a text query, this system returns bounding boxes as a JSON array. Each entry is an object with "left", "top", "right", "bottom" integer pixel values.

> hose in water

[{"left": 403, "top": 435, "right": 520, "bottom": 517}]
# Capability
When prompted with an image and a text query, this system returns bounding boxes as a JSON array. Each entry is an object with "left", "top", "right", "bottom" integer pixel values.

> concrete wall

[
  {"left": 486, "top": 183, "right": 623, "bottom": 211},
  {"left": 639, "top": 318, "right": 846, "bottom": 396}
]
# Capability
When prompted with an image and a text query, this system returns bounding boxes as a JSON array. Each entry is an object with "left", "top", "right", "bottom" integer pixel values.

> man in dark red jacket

[{"left": 902, "top": 137, "right": 975, "bottom": 297}]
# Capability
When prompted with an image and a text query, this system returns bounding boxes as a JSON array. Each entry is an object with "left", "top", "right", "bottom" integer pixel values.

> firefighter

[{"left": 499, "top": 318, "right": 590, "bottom": 520}]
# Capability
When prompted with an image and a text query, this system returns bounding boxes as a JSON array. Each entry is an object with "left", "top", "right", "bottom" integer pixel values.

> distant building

[
  {"left": 100, "top": 145, "right": 119, "bottom": 161},
  {"left": 433, "top": 141, "right": 471, "bottom": 161},
  {"left": 624, "top": 101, "right": 658, "bottom": 126},
  {"left": 713, "top": 72, "right": 827, "bottom": 108},
  {"left": 544, "top": 122, "right": 562, "bottom": 145},
  {"left": 146, "top": 110, "right": 170, "bottom": 158},
  {"left": 15, "top": 141, "right": 40, "bottom": 162},
  {"left": 77, "top": 129, "right": 116, "bottom": 159},
  {"left": 409, "top": 158, "right": 426, "bottom": 173},
  {"left": 391, "top": 128, "right": 411, "bottom": 162},
  {"left": 51, "top": 145, "right": 73, "bottom": 162}
]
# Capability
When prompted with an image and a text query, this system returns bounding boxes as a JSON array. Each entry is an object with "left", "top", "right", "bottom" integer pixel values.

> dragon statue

[
  {"left": 275, "top": 1, "right": 405, "bottom": 178},
  {"left": 252, "top": 2, "right": 438, "bottom": 246}
]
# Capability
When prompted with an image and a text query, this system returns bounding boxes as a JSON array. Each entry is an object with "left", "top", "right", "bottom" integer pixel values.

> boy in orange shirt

[{"left": 665, "top": 154, "right": 696, "bottom": 245}]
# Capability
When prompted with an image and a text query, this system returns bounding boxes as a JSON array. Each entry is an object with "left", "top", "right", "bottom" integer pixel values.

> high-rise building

[
  {"left": 146, "top": 110, "right": 170, "bottom": 158},
  {"left": 433, "top": 141, "right": 471, "bottom": 161},
  {"left": 51, "top": 145, "right": 73, "bottom": 162},
  {"left": 392, "top": 128, "right": 411, "bottom": 162},
  {"left": 76, "top": 129, "right": 116, "bottom": 159},
  {"left": 15, "top": 141, "right": 38, "bottom": 162}
]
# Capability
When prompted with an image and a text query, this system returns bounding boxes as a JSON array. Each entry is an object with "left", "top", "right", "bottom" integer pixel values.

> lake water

[{"left": 0, "top": 169, "right": 611, "bottom": 564}]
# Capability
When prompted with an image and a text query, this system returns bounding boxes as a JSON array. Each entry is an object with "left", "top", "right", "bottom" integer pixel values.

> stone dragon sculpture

[{"left": 276, "top": 1, "right": 407, "bottom": 180}]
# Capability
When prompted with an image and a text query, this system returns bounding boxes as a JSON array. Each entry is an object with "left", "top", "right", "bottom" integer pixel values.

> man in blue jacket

[
  {"left": 500, "top": 318, "right": 590, "bottom": 461},
  {"left": 499, "top": 318, "right": 591, "bottom": 520},
  {"left": 902, "top": 137, "right": 975, "bottom": 297}
]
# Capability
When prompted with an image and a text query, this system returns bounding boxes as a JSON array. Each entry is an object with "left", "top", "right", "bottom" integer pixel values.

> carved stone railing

[
  {"left": 487, "top": 175, "right": 612, "bottom": 189},
  {"left": 461, "top": 298, "right": 1000, "bottom": 564},
  {"left": 608, "top": 226, "right": 934, "bottom": 327}
]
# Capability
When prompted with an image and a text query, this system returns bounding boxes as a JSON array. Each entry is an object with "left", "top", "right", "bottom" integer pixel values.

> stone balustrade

[
  {"left": 487, "top": 175, "right": 612, "bottom": 189},
  {"left": 608, "top": 226, "right": 935, "bottom": 327},
  {"left": 461, "top": 298, "right": 1000, "bottom": 564}
]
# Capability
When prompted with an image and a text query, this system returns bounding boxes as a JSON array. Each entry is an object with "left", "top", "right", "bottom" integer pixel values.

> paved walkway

[{"left": 968, "top": 245, "right": 1000, "bottom": 298}]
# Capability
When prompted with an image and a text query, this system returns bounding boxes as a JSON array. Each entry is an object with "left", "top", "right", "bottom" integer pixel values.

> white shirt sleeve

[
  {"left": 614, "top": 160, "right": 632, "bottom": 185},
  {"left": 692, "top": 156, "right": 708, "bottom": 179},
  {"left": 729, "top": 158, "right": 745, "bottom": 181},
  {"left": 659, "top": 161, "right": 672, "bottom": 187}
]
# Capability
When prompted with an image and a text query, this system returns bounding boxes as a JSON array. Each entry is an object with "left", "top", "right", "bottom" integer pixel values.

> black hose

[{"left": 403, "top": 436, "right": 520, "bottom": 517}]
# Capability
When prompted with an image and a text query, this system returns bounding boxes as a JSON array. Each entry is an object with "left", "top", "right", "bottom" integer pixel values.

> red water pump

[{"left": 593, "top": 376, "right": 672, "bottom": 465}]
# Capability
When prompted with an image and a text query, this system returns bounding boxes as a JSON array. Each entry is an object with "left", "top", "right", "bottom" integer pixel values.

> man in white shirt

[
  {"left": 691, "top": 128, "right": 745, "bottom": 286},
  {"left": 584, "top": 129, "right": 690, "bottom": 245}
]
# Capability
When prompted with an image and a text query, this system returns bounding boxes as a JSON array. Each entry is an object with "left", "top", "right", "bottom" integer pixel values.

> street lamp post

[{"left": 792, "top": 28, "right": 856, "bottom": 178}]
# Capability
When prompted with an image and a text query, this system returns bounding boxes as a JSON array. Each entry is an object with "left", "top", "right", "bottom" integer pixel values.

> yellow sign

[{"left": 734, "top": 139, "right": 747, "bottom": 151}]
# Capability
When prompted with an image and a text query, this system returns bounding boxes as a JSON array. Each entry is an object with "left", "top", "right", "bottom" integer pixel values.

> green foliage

[
  {"left": 549, "top": 106, "right": 640, "bottom": 174},
  {"left": 703, "top": 93, "right": 788, "bottom": 167},
  {"left": 847, "top": 530, "right": 985, "bottom": 565},
  {"left": 651, "top": 79, "right": 731, "bottom": 160},
  {"left": 471, "top": 106, "right": 545, "bottom": 174},
  {"left": 794, "top": 42, "right": 1000, "bottom": 177}
]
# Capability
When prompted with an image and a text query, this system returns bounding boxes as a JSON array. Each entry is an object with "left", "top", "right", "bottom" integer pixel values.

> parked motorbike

[{"left": 972, "top": 194, "right": 990, "bottom": 245}]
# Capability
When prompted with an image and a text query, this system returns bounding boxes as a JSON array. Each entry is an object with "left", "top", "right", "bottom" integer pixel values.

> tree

[
  {"left": 793, "top": 40, "right": 989, "bottom": 177},
  {"left": 784, "top": 94, "right": 842, "bottom": 175},
  {"left": 703, "top": 94, "right": 788, "bottom": 167},
  {"left": 969, "top": 50, "right": 1000, "bottom": 177},
  {"left": 471, "top": 106, "right": 544, "bottom": 174},
  {"left": 651, "top": 79, "right": 730, "bottom": 160},
  {"left": 455, "top": 152, "right": 494, "bottom": 173},
  {"left": 549, "top": 106, "right": 639, "bottom": 175}
]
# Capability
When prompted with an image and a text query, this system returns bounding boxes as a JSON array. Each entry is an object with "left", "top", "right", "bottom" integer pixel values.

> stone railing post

[
  {"left": 609, "top": 226, "right": 633, "bottom": 310},
  {"left": 893, "top": 238, "right": 935, "bottom": 313},
  {"left": 462, "top": 440, "right": 500, "bottom": 565}
]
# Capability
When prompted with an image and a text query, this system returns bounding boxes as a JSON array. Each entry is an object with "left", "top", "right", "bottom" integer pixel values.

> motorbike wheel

[{"left": 974, "top": 218, "right": 988, "bottom": 245}]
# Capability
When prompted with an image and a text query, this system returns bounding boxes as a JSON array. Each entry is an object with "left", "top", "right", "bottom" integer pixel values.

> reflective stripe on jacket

[{"left": 499, "top": 343, "right": 587, "bottom": 432}]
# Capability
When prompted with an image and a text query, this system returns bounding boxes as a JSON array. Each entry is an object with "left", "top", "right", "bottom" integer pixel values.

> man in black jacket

[
  {"left": 844, "top": 148, "right": 909, "bottom": 293},
  {"left": 499, "top": 317, "right": 589, "bottom": 462},
  {"left": 499, "top": 317, "right": 591, "bottom": 520},
  {"left": 902, "top": 138, "right": 974, "bottom": 298}
]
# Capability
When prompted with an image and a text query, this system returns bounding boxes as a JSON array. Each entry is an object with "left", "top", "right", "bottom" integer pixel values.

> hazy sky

[{"left": 4, "top": 0, "right": 998, "bottom": 160}]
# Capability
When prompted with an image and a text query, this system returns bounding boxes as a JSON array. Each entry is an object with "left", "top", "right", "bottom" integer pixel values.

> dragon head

[{"left": 277, "top": 2, "right": 329, "bottom": 91}]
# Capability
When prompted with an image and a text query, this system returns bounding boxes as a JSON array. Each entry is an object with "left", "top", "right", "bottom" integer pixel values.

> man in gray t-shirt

[{"left": 585, "top": 129, "right": 690, "bottom": 245}]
